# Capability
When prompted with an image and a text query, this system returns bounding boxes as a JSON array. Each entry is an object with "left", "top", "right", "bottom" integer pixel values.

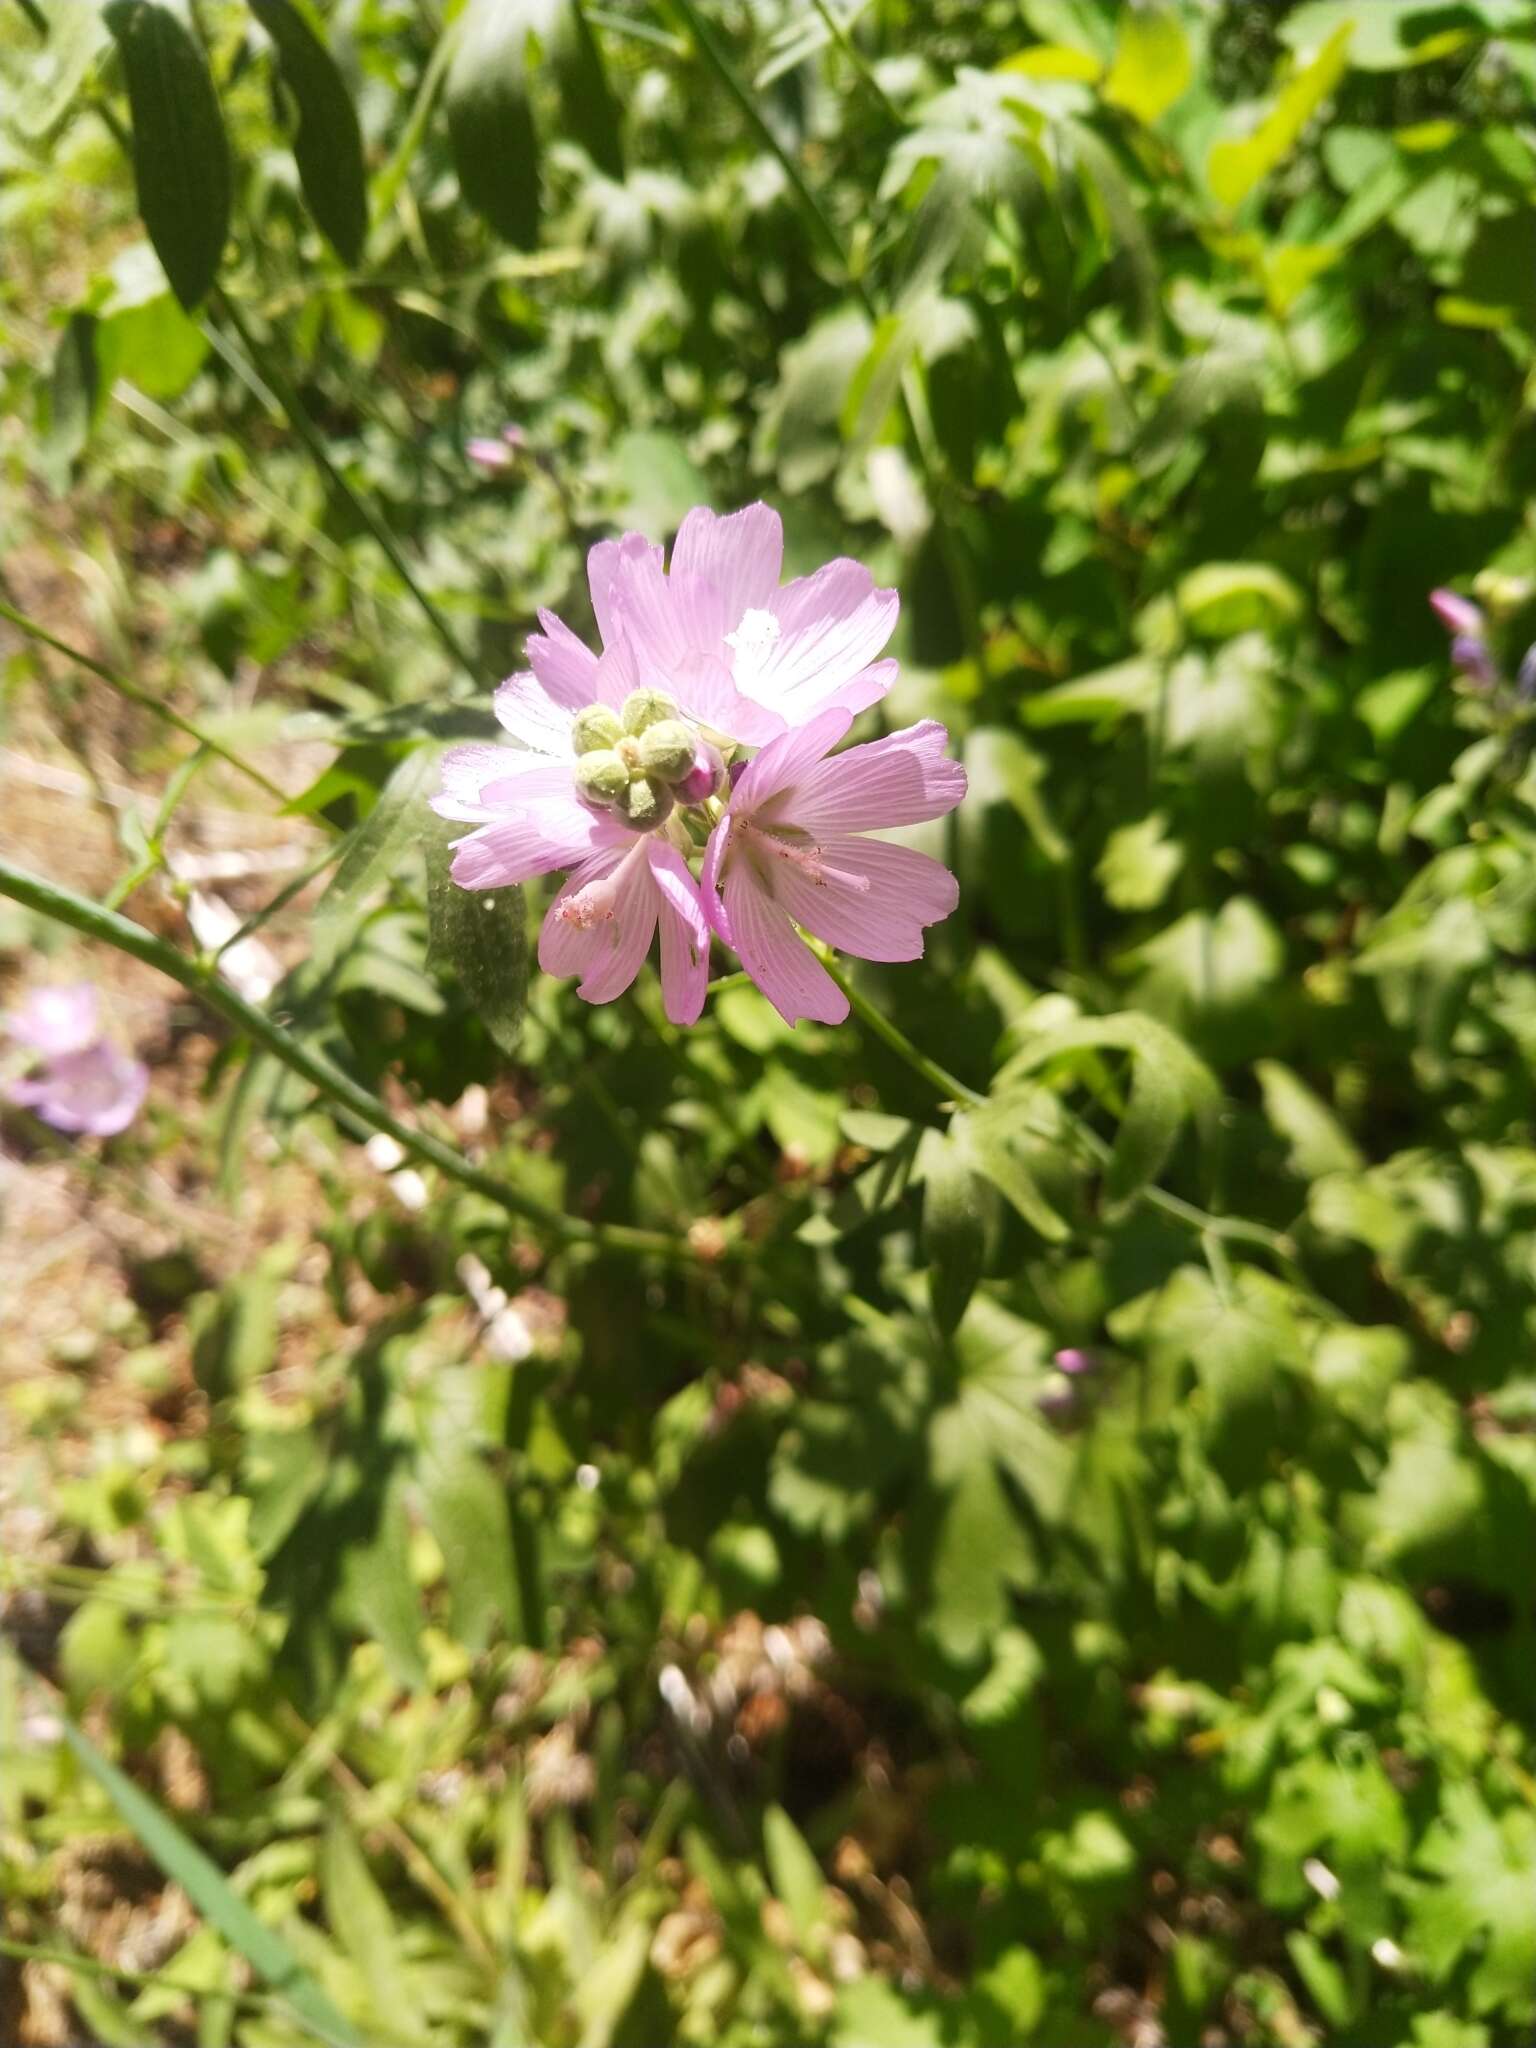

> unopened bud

[
  {"left": 575, "top": 748, "right": 631, "bottom": 804},
  {"left": 571, "top": 704, "right": 623, "bottom": 753},
  {"left": 675, "top": 741, "right": 724, "bottom": 805},
  {"left": 621, "top": 687, "right": 680, "bottom": 736},
  {"left": 1053, "top": 1346, "right": 1101, "bottom": 1376},
  {"left": 637, "top": 718, "right": 699, "bottom": 782},
  {"left": 616, "top": 776, "right": 673, "bottom": 831},
  {"left": 1429, "top": 588, "right": 1483, "bottom": 638}
]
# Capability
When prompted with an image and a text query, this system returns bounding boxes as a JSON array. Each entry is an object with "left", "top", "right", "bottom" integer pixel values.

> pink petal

[
  {"left": 450, "top": 796, "right": 616, "bottom": 888},
  {"left": 433, "top": 745, "right": 569, "bottom": 823},
  {"left": 824, "top": 657, "right": 898, "bottom": 718},
  {"left": 610, "top": 548, "right": 727, "bottom": 672},
  {"left": 670, "top": 503, "right": 784, "bottom": 628},
  {"left": 5, "top": 983, "right": 100, "bottom": 1057},
  {"left": 734, "top": 560, "right": 898, "bottom": 723},
  {"left": 538, "top": 841, "right": 657, "bottom": 1005},
  {"left": 667, "top": 650, "right": 786, "bottom": 745},
  {"left": 699, "top": 814, "right": 734, "bottom": 947},
  {"left": 527, "top": 610, "right": 603, "bottom": 709},
  {"left": 722, "top": 861, "right": 848, "bottom": 1028},
  {"left": 9, "top": 1043, "right": 147, "bottom": 1136},
  {"left": 646, "top": 840, "right": 710, "bottom": 1025},
  {"left": 779, "top": 720, "right": 966, "bottom": 833},
  {"left": 731, "top": 706, "right": 853, "bottom": 816},
  {"left": 588, "top": 533, "right": 662, "bottom": 649},
  {"left": 769, "top": 836, "right": 959, "bottom": 962},
  {"left": 494, "top": 672, "right": 576, "bottom": 754}
]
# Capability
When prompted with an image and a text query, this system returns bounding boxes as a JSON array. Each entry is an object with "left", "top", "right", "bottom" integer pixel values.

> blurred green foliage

[{"left": 3, "top": 0, "right": 1536, "bottom": 2043}]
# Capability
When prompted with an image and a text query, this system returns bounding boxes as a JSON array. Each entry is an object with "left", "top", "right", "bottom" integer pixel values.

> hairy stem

[
  {"left": 211, "top": 289, "right": 477, "bottom": 685},
  {"left": 0, "top": 599, "right": 287, "bottom": 804},
  {"left": 820, "top": 953, "right": 984, "bottom": 1107},
  {"left": 0, "top": 858, "right": 718, "bottom": 1266}
]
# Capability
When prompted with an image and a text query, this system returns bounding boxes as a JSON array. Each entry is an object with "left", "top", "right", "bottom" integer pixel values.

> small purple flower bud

[
  {"left": 466, "top": 437, "right": 514, "bottom": 475},
  {"left": 1451, "top": 635, "right": 1498, "bottom": 687},
  {"left": 1430, "top": 588, "right": 1484, "bottom": 638},
  {"left": 675, "top": 740, "right": 724, "bottom": 805},
  {"left": 1035, "top": 1374, "right": 1082, "bottom": 1427},
  {"left": 501, "top": 424, "right": 526, "bottom": 449},
  {"left": 1517, "top": 645, "right": 1536, "bottom": 702},
  {"left": 1053, "top": 1346, "right": 1101, "bottom": 1377}
]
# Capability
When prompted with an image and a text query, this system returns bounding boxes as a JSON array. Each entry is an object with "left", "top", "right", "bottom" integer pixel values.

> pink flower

[
  {"left": 442, "top": 768, "right": 709, "bottom": 1025},
  {"left": 1429, "top": 588, "right": 1483, "bottom": 638},
  {"left": 699, "top": 708, "right": 966, "bottom": 1027},
  {"left": 466, "top": 425, "right": 526, "bottom": 475},
  {"left": 6, "top": 983, "right": 101, "bottom": 1058},
  {"left": 432, "top": 506, "right": 961, "bottom": 1029},
  {"left": 468, "top": 503, "right": 899, "bottom": 773},
  {"left": 4, "top": 983, "right": 147, "bottom": 1137}
]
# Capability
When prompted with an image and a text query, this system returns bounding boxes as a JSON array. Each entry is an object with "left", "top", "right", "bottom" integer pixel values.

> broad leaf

[{"left": 104, "top": 0, "right": 232, "bottom": 309}]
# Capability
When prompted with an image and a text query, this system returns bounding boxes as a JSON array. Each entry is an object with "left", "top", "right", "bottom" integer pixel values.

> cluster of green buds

[{"left": 572, "top": 689, "right": 703, "bottom": 832}]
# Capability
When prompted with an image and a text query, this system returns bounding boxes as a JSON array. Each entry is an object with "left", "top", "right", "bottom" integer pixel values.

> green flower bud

[
  {"left": 571, "top": 704, "right": 623, "bottom": 753},
  {"left": 574, "top": 748, "right": 631, "bottom": 805},
  {"left": 620, "top": 687, "right": 680, "bottom": 736},
  {"left": 637, "top": 718, "right": 698, "bottom": 783},
  {"left": 615, "top": 775, "right": 673, "bottom": 831}
]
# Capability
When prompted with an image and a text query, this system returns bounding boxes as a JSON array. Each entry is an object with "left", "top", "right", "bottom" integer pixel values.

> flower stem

[
  {"left": 211, "top": 289, "right": 478, "bottom": 686},
  {"left": 819, "top": 954, "right": 984, "bottom": 1107},
  {"left": 0, "top": 857, "right": 717, "bottom": 1267},
  {"left": 0, "top": 599, "right": 287, "bottom": 805}
]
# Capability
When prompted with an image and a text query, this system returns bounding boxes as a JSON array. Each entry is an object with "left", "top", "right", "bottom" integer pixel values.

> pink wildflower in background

[
  {"left": 435, "top": 503, "right": 964, "bottom": 1025},
  {"left": 466, "top": 425, "right": 526, "bottom": 475},
  {"left": 3, "top": 983, "right": 147, "bottom": 1137}
]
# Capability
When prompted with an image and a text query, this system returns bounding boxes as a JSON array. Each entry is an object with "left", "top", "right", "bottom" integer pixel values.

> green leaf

[
  {"left": 250, "top": 0, "right": 369, "bottom": 264},
  {"left": 1176, "top": 561, "right": 1303, "bottom": 638},
  {"left": 104, "top": 0, "right": 232, "bottom": 310},
  {"left": 1208, "top": 21, "right": 1353, "bottom": 211},
  {"left": 20, "top": 0, "right": 112, "bottom": 137},
  {"left": 764, "top": 1806, "right": 826, "bottom": 1946},
  {"left": 1410, "top": 1786, "right": 1536, "bottom": 2020},
  {"left": 1096, "top": 812, "right": 1183, "bottom": 912},
  {"left": 965, "top": 1087, "right": 1073, "bottom": 1243},
  {"left": 312, "top": 748, "right": 437, "bottom": 971},
  {"left": 421, "top": 1450, "right": 524, "bottom": 1651},
  {"left": 1102, "top": 3, "right": 1192, "bottom": 124},
  {"left": 425, "top": 816, "right": 529, "bottom": 1057},
  {"left": 60, "top": 1714, "right": 364, "bottom": 2046},
  {"left": 551, "top": 0, "right": 624, "bottom": 182},
  {"left": 446, "top": 0, "right": 544, "bottom": 250},
  {"left": 336, "top": 1464, "right": 427, "bottom": 1688},
  {"left": 94, "top": 241, "right": 211, "bottom": 399},
  {"left": 1001, "top": 1013, "right": 1219, "bottom": 1212},
  {"left": 1255, "top": 1059, "right": 1364, "bottom": 1180},
  {"left": 921, "top": 1120, "right": 988, "bottom": 1335},
  {"left": 320, "top": 1817, "right": 431, "bottom": 2044},
  {"left": 42, "top": 312, "right": 102, "bottom": 475}
]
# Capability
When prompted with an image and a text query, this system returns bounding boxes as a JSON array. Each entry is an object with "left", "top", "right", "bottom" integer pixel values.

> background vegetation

[{"left": 3, "top": 0, "right": 1536, "bottom": 2043}]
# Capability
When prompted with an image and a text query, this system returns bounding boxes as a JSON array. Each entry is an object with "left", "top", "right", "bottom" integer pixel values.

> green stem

[
  {"left": 806, "top": 0, "right": 901, "bottom": 122},
  {"left": 665, "top": 0, "right": 848, "bottom": 271},
  {"left": 820, "top": 954, "right": 984, "bottom": 1107},
  {"left": 0, "top": 857, "right": 715, "bottom": 1267},
  {"left": 0, "top": 599, "right": 287, "bottom": 805},
  {"left": 211, "top": 289, "right": 477, "bottom": 685}
]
